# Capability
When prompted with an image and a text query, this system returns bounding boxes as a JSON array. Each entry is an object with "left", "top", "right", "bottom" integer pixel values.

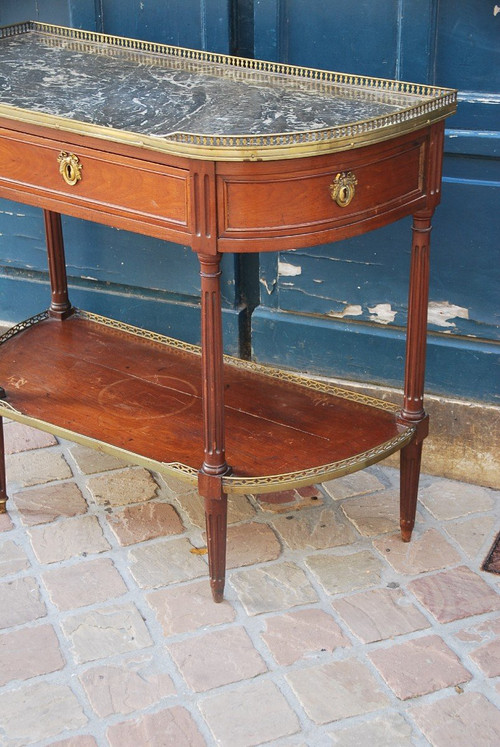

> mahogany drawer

[
  {"left": 216, "top": 132, "right": 428, "bottom": 251},
  {"left": 0, "top": 128, "right": 191, "bottom": 237}
]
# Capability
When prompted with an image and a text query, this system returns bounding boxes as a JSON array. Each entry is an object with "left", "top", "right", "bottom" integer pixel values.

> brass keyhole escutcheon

[
  {"left": 329, "top": 171, "right": 358, "bottom": 207},
  {"left": 57, "top": 152, "right": 82, "bottom": 186}
]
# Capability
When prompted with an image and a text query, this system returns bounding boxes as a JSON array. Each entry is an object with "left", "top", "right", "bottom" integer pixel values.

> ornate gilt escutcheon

[
  {"left": 329, "top": 171, "right": 358, "bottom": 207},
  {"left": 57, "top": 151, "right": 83, "bottom": 186}
]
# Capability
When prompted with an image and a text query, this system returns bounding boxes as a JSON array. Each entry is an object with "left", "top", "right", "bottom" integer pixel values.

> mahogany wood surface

[{"left": 0, "top": 314, "right": 406, "bottom": 481}]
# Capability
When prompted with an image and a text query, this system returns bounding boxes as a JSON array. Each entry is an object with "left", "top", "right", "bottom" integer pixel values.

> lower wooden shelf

[{"left": 0, "top": 309, "right": 414, "bottom": 493}]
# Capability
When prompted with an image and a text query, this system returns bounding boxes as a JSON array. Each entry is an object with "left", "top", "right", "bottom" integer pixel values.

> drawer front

[
  {"left": 217, "top": 132, "right": 428, "bottom": 250},
  {"left": 0, "top": 128, "right": 191, "bottom": 235}
]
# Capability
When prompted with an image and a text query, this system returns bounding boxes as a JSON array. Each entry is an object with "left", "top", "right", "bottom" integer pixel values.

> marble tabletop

[{"left": 0, "top": 24, "right": 456, "bottom": 159}]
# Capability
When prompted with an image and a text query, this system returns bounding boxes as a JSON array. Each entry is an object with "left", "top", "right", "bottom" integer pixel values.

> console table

[{"left": 0, "top": 22, "right": 456, "bottom": 601}]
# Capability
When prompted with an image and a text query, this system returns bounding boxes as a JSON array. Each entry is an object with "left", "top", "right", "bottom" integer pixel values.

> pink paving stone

[
  {"left": 224, "top": 521, "right": 281, "bottom": 568},
  {"left": 107, "top": 706, "right": 205, "bottom": 747},
  {"left": 331, "top": 587, "right": 430, "bottom": 643},
  {"left": 199, "top": 679, "right": 300, "bottom": 746},
  {"left": 373, "top": 528, "right": 461, "bottom": 574},
  {"left": 42, "top": 557, "right": 128, "bottom": 610},
  {"left": 0, "top": 539, "right": 30, "bottom": 576},
  {"left": 13, "top": 482, "right": 88, "bottom": 526},
  {"left": 106, "top": 501, "right": 184, "bottom": 546},
  {"left": 6, "top": 450, "right": 73, "bottom": 487},
  {"left": 4, "top": 421, "right": 57, "bottom": 453},
  {"left": 408, "top": 565, "right": 500, "bottom": 623},
  {"left": 80, "top": 656, "right": 176, "bottom": 717},
  {"left": 368, "top": 634, "right": 472, "bottom": 700},
  {"left": 272, "top": 507, "right": 356, "bottom": 550},
  {"left": 469, "top": 638, "right": 500, "bottom": 677},
  {"left": 28, "top": 515, "right": 111, "bottom": 564},
  {"left": 0, "top": 576, "right": 46, "bottom": 629},
  {"left": 0, "top": 512, "right": 13, "bottom": 531},
  {"left": 167, "top": 626, "right": 267, "bottom": 692},
  {"left": 410, "top": 691, "right": 500, "bottom": 747},
  {"left": 86, "top": 467, "right": 159, "bottom": 507},
  {"left": 147, "top": 579, "right": 236, "bottom": 635},
  {"left": 0, "top": 624, "right": 65, "bottom": 686},
  {"left": 261, "top": 608, "right": 350, "bottom": 665},
  {"left": 286, "top": 658, "right": 389, "bottom": 723}
]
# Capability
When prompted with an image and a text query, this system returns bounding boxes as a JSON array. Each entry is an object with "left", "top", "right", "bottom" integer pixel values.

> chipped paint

[
  {"left": 368, "top": 303, "right": 397, "bottom": 324},
  {"left": 259, "top": 277, "right": 276, "bottom": 295},
  {"left": 327, "top": 304, "right": 363, "bottom": 319},
  {"left": 427, "top": 301, "right": 469, "bottom": 328},
  {"left": 278, "top": 260, "right": 302, "bottom": 277}
]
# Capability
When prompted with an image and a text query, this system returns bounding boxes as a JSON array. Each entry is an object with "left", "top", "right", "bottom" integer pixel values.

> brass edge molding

[
  {"left": 0, "top": 21, "right": 457, "bottom": 162},
  {"left": 222, "top": 428, "right": 415, "bottom": 494},
  {"left": 0, "top": 399, "right": 199, "bottom": 484}
]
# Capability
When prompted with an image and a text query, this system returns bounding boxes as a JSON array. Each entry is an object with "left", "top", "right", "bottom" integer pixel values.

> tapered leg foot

[
  {"left": 204, "top": 492, "right": 228, "bottom": 602},
  {"left": 400, "top": 438, "right": 423, "bottom": 542}
]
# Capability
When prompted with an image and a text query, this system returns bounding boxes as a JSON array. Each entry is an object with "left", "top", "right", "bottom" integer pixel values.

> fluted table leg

[
  {"left": 399, "top": 210, "right": 433, "bottom": 541},
  {"left": 197, "top": 253, "right": 230, "bottom": 602}
]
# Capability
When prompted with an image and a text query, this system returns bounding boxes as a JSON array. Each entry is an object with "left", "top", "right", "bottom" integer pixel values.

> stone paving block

[
  {"left": 199, "top": 679, "right": 300, "bottom": 746},
  {"left": 13, "top": 481, "right": 88, "bottom": 525},
  {"left": 331, "top": 587, "right": 429, "bottom": 643},
  {"left": 69, "top": 444, "right": 130, "bottom": 474},
  {"left": 0, "top": 576, "right": 46, "bottom": 629},
  {"left": 0, "top": 624, "right": 65, "bottom": 686},
  {"left": 61, "top": 602, "right": 153, "bottom": 664},
  {"left": 373, "top": 528, "right": 461, "bottom": 574},
  {"left": 168, "top": 626, "right": 267, "bottom": 692},
  {"left": 0, "top": 681, "right": 87, "bottom": 745},
  {"left": 42, "top": 557, "right": 128, "bottom": 610},
  {"left": 469, "top": 639, "right": 500, "bottom": 678},
  {"left": 305, "top": 550, "right": 382, "bottom": 595},
  {"left": 408, "top": 565, "right": 500, "bottom": 623},
  {"left": 28, "top": 515, "right": 110, "bottom": 564},
  {"left": 128, "top": 537, "right": 207, "bottom": 588},
  {"left": 174, "top": 489, "right": 255, "bottom": 527},
  {"left": 286, "top": 658, "right": 389, "bottom": 724},
  {"left": 323, "top": 470, "right": 385, "bottom": 500},
  {"left": 420, "top": 478, "right": 495, "bottom": 519},
  {"left": 107, "top": 706, "right": 206, "bottom": 747},
  {"left": 272, "top": 507, "right": 356, "bottom": 550},
  {"left": 0, "top": 511, "right": 13, "bottom": 531},
  {"left": 106, "top": 501, "right": 184, "bottom": 546},
  {"left": 340, "top": 489, "right": 401, "bottom": 536},
  {"left": 261, "top": 608, "right": 350, "bottom": 665},
  {"left": 230, "top": 561, "right": 318, "bottom": 615},
  {"left": 255, "top": 485, "right": 324, "bottom": 513},
  {"left": 0, "top": 539, "right": 30, "bottom": 576},
  {"left": 80, "top": 655, "right": 176, "bottom": 717},
  {"left": 6, "top": 450, "right": 73, "bottom": 487},
  {"left": 368, "top": 634, "right": 472, "bottom": 700},
  {"left": 147, "top": 579, "right": 236, "bottom": 635},
  {"left": 4, "top": 421, "right": 57, "bottom": 453},
  {"left": 410, "top": 691, "right": 500, "bottom": 747},
  {"left": 455, "top": 617, "right": 500, "bottom": 677},
  {"left": 328, "top": 712, "right": 414, "bottom": 745},
  {"left": 87, "top": 467, "right": 158, "bottom": 506},
  {"left": 224, "top": 521, "right": 281, "bottom": 568},
  {"left": 444, "top": 515, "right": 496, "bottom": 558}
]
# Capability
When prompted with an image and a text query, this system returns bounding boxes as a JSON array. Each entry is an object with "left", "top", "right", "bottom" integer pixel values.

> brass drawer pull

[
  {"left": 57, "top": 151, "right": 82, "bottom": 186},
  {"left": 329, "top": 171, "right": 357, "bottom": 207}
]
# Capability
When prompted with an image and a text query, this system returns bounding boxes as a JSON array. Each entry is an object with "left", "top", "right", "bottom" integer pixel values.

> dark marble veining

[{"left": 0, "top": 31, "right": 417, "bottom": 139}]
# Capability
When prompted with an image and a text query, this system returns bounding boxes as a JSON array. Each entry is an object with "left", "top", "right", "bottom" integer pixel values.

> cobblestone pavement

[{"left": 0, "top": 421, "right": 499, "bottom": 746}]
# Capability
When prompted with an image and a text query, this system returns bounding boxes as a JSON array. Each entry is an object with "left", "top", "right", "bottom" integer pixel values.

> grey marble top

[{"left": 0, "top": 24, "right": 456, "bottom": 160}]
